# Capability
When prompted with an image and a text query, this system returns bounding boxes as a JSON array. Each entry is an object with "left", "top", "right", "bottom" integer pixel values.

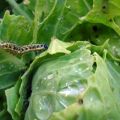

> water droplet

[
  {"left": 75, "top": 68, "right": 82, "bottom": 73},
  {"left": 79, "top": 57, "right": 83, "bottom": 61},
  {"left": 74, "top": 69, "right": 78, "bottom": 73},
  {"left": 38, "top": 97, "right": 52, "bottom": 119},
  {"left": 47, "top": 73, "right": 54, "bottom": 80},
  {"left": 59, "top": 86, "right": 85, "bottom": 97},
  {"left": 46, "top": 82, "right": 52, "bottom": 88},
  {"left": 43, "top": 76, "right": 47, "bottom": 80},
  {"left": 39, "top": 106, "right": 42, "bottom": 111},
  {"left": 90, "top": 97, "right": 93, "bottom": 102}
]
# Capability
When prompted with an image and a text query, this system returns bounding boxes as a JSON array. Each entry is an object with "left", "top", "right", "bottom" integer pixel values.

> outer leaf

[
  {"left": 15, "top": 39, "right": 87, "bottom": 117},
  {"left": 6, "top": 0, "right": 32, "bottom": 22},
  {"left": 4, "top": 0, "right": 93, "bottom": 44},
  {"left": 25, "top": 48, "right": 94, "bottom": 120},
  {"left": 37, "top": 0, "right": 93, "bottom": 43},
  {"left": 49, "top": 53, "right": 120, "bottom": 120},
  {"left": 0, "top": 110, "right": 12, "bottom": 120},
  {"left": 84, "top": 0, "right": 120, "bottom": 35},
  {"left": 0, "top": 11, "right": 33, "bottom": 45},
  {"left": 66, "top": 22, "right": 120, "bottom": 59},
  {"left": 106, "top": 59, "right": 120, "bottom": 109},
  {"left": 0, "top": 50, "right": 25, "bottom": 89},
  {"left": 48, "top": 37, "right": 72, "bottom": 54},
  {"left": 5, "top": 80, "right": 22, "bottom": 120}
]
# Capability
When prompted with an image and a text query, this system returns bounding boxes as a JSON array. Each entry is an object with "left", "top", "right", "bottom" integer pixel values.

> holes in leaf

[
  {"left": 70, "top": 35, "right": 73, "bottom": 39},
  {"left": 78, "top": 98, "right": 83, "bottom": 105},
  {"left": 92, "top": 25, "right": 98, "bottom": 32},
  {"left": 73, "top": 114, "right": 79, "bottom": 120},
  {"left": 102, "top": 0, "right": 109, "bottom": 14},
  {"left": 92, "top": 25, "right": 100, "bottom": 39},
  {"left": 102, "top": 5, "right": 106, "bottom": 9},
  {"left": 109, "top": 19, "right": 113, "bottom": 22},
  {"left": 92, "top": 62, "right": 97, "bottom": 73},
  {"left": 16, "top": 0, "right": 23, "bottom": 4},
  {"left": 95, "top": 35, "right": 99, "bottom": 38}
]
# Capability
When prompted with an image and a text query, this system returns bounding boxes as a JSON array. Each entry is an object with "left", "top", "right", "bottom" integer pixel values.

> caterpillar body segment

[{"left": 0, "top": 42, "right": 48, "bottom": 54}]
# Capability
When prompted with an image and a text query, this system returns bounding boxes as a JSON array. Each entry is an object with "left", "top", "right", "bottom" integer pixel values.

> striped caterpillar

[{"left": 0, "top": 42, "right": 48, "bottom": 54}]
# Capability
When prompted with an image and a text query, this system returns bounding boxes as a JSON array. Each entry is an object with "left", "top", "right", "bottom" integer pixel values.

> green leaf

[
  {"left": 16, "top": 40, "right": 89, "bottom": 118},
  {"left": 25, "top": 48, "right": 94, "bottom": 120},
  {"left": 5, "top": 80, "right": 22, "bottom": 120},
  {"left": 48, "top": 37, "right": 72, "bottom": 54},
  {"left": 106, "top": 59, "right": 120, "bottom": 109},
  {"left": 36, "top": 0, "right": 92, "bottom": 43},
  {"left": 0, "top": 11, "right": 33, "bottom": 45},
  {"left": 0, "top": 1, "right": 120, "bottom": 120},
  {"left": 66, "top": 22, "right": 120, "bottom": 59},
  {"left": 49, "top": 53, "right": 120, "bottom": 120},
  {"left": 6, "top": 0, "right": 32, "bottom": 22},
  {"left": 0, "top": 50, "right": 25, "bottom": 89},
  {"left": 84, "top": 0, "right": 120, "bottom": 35},
  {"left": 0, "top": 110, "right": 12, "bottom": 120}
]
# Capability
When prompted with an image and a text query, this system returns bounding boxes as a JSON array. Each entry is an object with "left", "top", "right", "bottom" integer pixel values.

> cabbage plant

[{"left": 0, "top": 0, "right": 120, "bottom": 120}]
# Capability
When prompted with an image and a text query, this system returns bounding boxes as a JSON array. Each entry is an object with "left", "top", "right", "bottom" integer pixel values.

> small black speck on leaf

[{"left": 78, "top": 98, "right": 83, "bottom": 104}]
